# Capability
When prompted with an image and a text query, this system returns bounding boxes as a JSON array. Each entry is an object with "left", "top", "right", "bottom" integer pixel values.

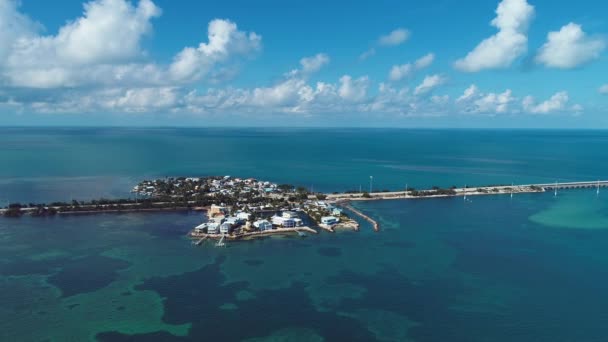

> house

[
  {"left": 220, "top": 222, "right": 232, "bottom": 234},
  {"left": 321, "top": 216, "right": 340, "bottom": 225},
  {"left": 225, "top": 216, "right": 243, "bottom": 226},
  {"left": 253, "top": 220, "right": 273, "bottom": 231},
  {"left": 207, "top": 222, "right": 220, "bottom": 234},
  {"left": 236, "top": 212, "right": 251, "bottom": 221},
  {"left": 271, "top": 215, "right": 296, "bottom": 228},
  {"left": 331, "top": 208, "right": 343, "bottom": 216}
]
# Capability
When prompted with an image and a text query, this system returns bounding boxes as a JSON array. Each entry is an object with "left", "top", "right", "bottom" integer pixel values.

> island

[{"left": 2, "top": 175, "right": 606, "bottom": 245}]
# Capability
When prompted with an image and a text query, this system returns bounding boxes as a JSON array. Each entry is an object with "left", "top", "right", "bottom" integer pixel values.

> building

[
  {"left": 220, "top": 222, "right": 232, "bottom": 234},
  {"left": 253, "top": 219, "right": 273, "bottom": 231},
  {"left": 331, "top": 208, "right": 343, "bottom": 216},
  {"left": 321, "top": 216, "right": 339, "bottom": 225},
  {"left": 282, "top": 211, "right": 298, "bottom": 219},
  {"left": 271, "top": 215, "right": 297, "bottom": 228},
  {"left": 236, "top": 212, "right": 251, "bottom": 221},
  {"left": 207, "top": 222, "right": 220, "bottom": 234},
  {"left": 225, "top": 216, "right": 244, "bottom": 226}
]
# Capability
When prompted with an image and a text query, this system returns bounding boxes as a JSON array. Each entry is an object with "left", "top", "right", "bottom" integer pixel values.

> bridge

[{"left": 324, "top": 180, "right": 608, "bottom": 202}]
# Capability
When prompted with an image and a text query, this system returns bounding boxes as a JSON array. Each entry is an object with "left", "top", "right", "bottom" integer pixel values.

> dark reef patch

[
  {"left": 47, "top": 255, "right": 130, "bottom": 297},
  {"left": 97, "top": 256, "right": 375, "bottom": 341}
]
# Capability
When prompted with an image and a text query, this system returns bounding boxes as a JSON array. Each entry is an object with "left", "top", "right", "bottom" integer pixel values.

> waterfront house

[
  {"left": 321, "top": 216, "right": 339, "bottom": 225},
  {"left": 220, "top": 222, "right": 232, "bottom": 234},
  {"left": 207, "top": 222, "right": 220, "bottom": 234},
  {"left": 331, "top": 208, "right": 343, "bottom": 216},
  {"left": 253, "top": 220, "right": 272, "bottom": 231},
  {"left": 271, "top": 215, "right": 296, "bottom": 228}
]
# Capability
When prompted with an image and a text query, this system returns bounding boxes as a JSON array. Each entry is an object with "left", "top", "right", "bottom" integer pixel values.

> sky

[{"left": 0, "top": 0, "right": 607, "bottom": 128}]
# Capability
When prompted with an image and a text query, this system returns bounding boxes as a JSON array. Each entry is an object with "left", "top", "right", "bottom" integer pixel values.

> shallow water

[{"left": 2, "top": 189, "right": 608, "bottom": 341}]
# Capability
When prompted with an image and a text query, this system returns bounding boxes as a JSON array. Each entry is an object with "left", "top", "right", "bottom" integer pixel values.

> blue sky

[{"left": 1, "top": 0, "right": 607, "bottom": 127}]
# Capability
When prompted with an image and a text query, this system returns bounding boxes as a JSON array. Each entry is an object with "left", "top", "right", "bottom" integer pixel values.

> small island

[{"left": 3, "top": 175, "right": 606, "bottom": 245}]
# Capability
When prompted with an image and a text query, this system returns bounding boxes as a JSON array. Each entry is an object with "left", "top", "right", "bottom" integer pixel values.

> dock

[{"left": 342, "top": 204, "right": 380, "bottom": 232}]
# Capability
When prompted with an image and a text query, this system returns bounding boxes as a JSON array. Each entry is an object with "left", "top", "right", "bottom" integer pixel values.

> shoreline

[{"left": 189, "top": 226, "right": 318, "bottom": 241}]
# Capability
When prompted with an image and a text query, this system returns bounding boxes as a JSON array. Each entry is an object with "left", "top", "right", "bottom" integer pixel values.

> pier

[{"left": 342, "top": 204, "right": 380, "bottom": 232}]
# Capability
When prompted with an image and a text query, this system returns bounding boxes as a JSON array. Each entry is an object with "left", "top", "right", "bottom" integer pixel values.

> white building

[
  {"left": 207, "top": 222, "right": 220, "bottom": 234},
  {"left": 271, "top": 215, "right": 296, "bottom": 228},
  {"left": 282, "top": 211, "right": 298, "bottom": 219},
  {"left": 253, "top": 220, "right": 273, "bottom": 231},
  {"left": 236, "top": 212, "right": 251, "bottom": 221},
  {"left": 220, "top": 222, "right": 232, "bottom": 234},
  {"left": 321, "top": 216, "right": 339, "bottom": 225}
]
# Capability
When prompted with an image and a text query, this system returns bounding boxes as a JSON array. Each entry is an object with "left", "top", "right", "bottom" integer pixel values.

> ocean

[{"left": 1, "top": 128, "right": 608, "bottom": 341}]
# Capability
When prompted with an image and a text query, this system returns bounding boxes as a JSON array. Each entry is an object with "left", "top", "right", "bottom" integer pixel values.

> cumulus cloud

[
  {"left": 456, "top": 84, "right": 515, "bottom": 114},
  {"left": 522, "top": 91, "right": 571, "bottom": 113},
  {"left": 414, "top": 74, "right": 446, "bottom": 95},
  {"left": 388, "top": 53, "right": 435, "bottom": 81},
  {"left": 300, "top": 53, "right": 330, "bottom": 73},
  {"left": 454, "top": 0, "right": 534, "bottom": 72},
  {"left": 600, "top": 84, "right": 608, "bottom": 94},
  {"left": 3, "top": 0, "right": 162, "bottom": 87},
  {"left": 378, "top": 28, "right": 410, "bottom": 46},
  {"left": 338, "top": 75, "right": 370, "bottom": 101},
  {"left": 168, "top": 18, "right": 261, "bottom": 82},
  {"left": 0, "top": 1, "right": 261, "bottom": 88},
  {"left": 359, "top": 48, "right": 376, "bottom": 61},
  {"left": 536, "top": 23, "right": 606, "bottom": 69}
]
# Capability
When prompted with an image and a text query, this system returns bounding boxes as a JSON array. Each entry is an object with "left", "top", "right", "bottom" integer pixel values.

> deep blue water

[{"left": 1, "top": 128, "right": 608, "bottom": 341}]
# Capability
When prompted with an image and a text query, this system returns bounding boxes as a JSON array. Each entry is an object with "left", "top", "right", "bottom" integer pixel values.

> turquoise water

[
  {"left": 2, "top": 128, "right": 608, "bottom": 341},
  {"left": 2, "top": 128, "right": 608, "bottom": 203}
]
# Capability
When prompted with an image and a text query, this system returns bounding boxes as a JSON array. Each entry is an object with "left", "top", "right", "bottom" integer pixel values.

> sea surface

[{"left": 1, "top": 128, "right": 608, "bottom": 341}]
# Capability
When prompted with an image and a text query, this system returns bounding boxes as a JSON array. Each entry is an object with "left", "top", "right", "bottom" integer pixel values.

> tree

[
  {"left": 316, "top": 194, "right": 327, "bottom": 200},
  {"left": 362, "top": 192, "right": 371, "bottom": 198}
]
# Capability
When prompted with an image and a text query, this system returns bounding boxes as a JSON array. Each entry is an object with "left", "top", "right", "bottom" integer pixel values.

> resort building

[
  {"left": 253, "top": 219, "right": 273, "bottom": 231},
  {"left": 220, "top": 222, "right": 232, "bottom": 234},
  {"left": 207, "top": 222, "right": 220, "bottom": 234},
  {"left": 321, "top": 216, "right": 340, "bottom": 225}
]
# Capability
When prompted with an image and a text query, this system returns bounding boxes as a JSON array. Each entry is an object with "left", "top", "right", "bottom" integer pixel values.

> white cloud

[
  {"left": 389, "top": 64, "right": 413, "bottom": 81},
  {"left": 599, "top": 84, "right": 608, "bottom": 94},
  {"left": 299, "top": 53, "right": 330, "bottom": 74},
  {"left": 536, "top": 23, "right": 606, "bottom": 69},
  {"left": 415, "top": 53, "right": 435, "bottom": 69},
  {"left": 457, "top": 84, "right": 479, "bottom": 102},
  {"left": 475, "top": 90, "right": 514, "bottom": 113},
  {"left": 168, "top": 18, "right": 261, "bottom": 82},
  {"left": 4, "top": 0, "right": 162, "bottom": 88},
  {"left": 338, "top": 75, "right": 369, "bottom": 101},
  {"left": 388, "top": 53, "right": 435, "bottom": 81},
  {"left": 454, "top": 0, "right": 534, "bottom": 72},
  {"left": 414, "top": 74, "right": 446, "bottom": 95},
  {"left": 378, "top": 28, "right": 410, "bottom": 46},
  {"left": 359, "top": 48, "right": 376, "bottom": 61},
  {"left": 456, "top": 85, "right": 515, "bottom": 114},
  {"left": 0, "top": 1, "right": 261, "bottom": 88},
  {"left": 522, "top": 91, "right": 570, "bottom": 113}
]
